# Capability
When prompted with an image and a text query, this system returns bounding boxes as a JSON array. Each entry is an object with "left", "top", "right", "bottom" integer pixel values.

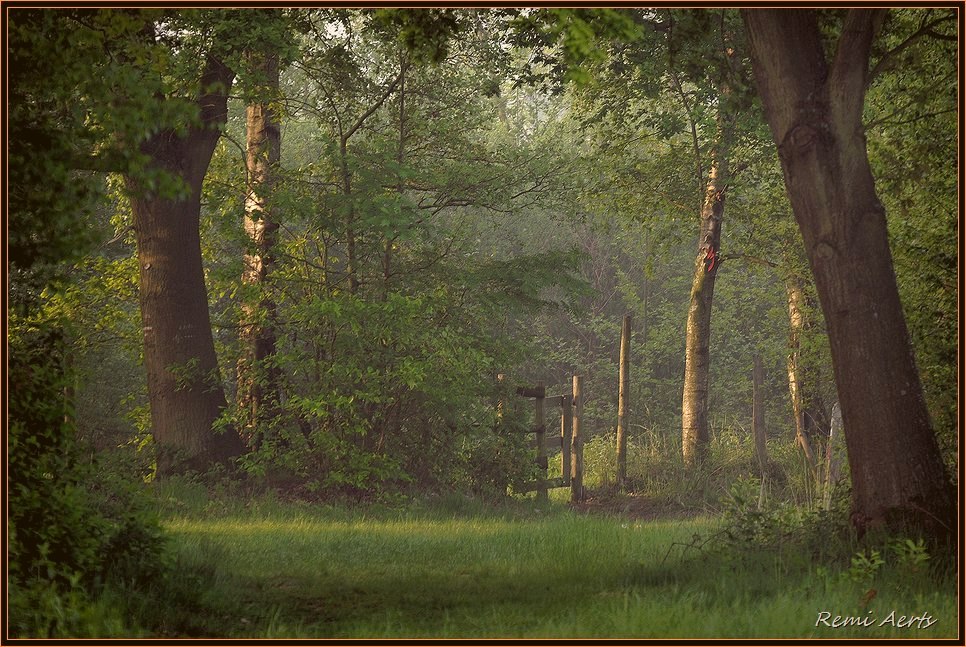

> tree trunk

[
  {"left": 128, "top": 55, "right": 246, "bottom": 474},
  {"left": 824, "top": 401, "right": 845, "bottom": 510},
  {"left": 742, "top": 9, "right": 955, "bottom": 540},
  {"left": 336, "top": 61, "right": 407, "bottom": 297},
  {"left": 785, "top": 275, "right": 819, "bottom": 482},
  {"left": 616, "top": 313, "right": 631, "bottom": 490},
  {"left": 383, "top": 55, "right": 407, "bottom": 300},
  {"left": 752, "top": 353, "right": 767, "bottom": 472},
  {"left": 681, "top": 113, "right": 732, "bottom": 467},
  {"left": 238, "top": 50, "right": 281, "bottom": 445}
]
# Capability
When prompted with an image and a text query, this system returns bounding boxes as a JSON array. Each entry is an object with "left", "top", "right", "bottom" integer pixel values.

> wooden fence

[{"left": 512, "top": 376, "right": 585, "bottom": 503}]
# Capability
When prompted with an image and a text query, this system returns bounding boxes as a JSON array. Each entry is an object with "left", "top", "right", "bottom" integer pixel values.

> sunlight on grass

[{"left": 152, "top": 502, "right": 956, "bottom": 639}]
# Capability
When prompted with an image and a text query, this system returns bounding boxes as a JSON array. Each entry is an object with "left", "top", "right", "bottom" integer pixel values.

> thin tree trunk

[
  {"left": 742, "top": 9, "right": 955, "bottom": 539},
  {"left": 752, "top": 353, "right": 767, "bottom": 472},
  {"left": 128, "top": 55, "right": 245, "bottom": 474},
  {"left": 616, "top": 314, "right": 631, "bottom": 490},
  {"left": 785, "top": 275, "right": 819, "bottom": 482},
  {"left": 337, "top": 61, "right": 407, "bottom": 297},
  {"left": 824, "top": 401, "right": 845, "bottom": 510},
  {"left": 383, "top": 55, "right": 407, "bottom": 300},
  {"left": 238, "top": 50, "right": 281, "bottom": 445},
  {"left": 681, "top": 111, "right": 732, "bottom": 467},
  {"left": 340, "top": 145, "right": 358, "bottom": 295}
]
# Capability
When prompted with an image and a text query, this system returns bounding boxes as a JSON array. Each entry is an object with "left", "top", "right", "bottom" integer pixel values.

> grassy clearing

[{"left": 124, "top": 482, "right": 956, "bottom": 639}]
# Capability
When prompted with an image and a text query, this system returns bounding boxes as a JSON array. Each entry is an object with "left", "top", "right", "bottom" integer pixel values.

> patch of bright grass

[{"left": 125, "top": 490, "right": 956, "bottom": 639}]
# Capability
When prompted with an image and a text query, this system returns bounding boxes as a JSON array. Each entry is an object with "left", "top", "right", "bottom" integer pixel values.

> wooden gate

[{"left": 512, "top": 376, "right": 585, "bottom": 503}]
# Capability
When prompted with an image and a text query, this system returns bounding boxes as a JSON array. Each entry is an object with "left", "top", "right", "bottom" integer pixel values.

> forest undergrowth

[{"left": 15, "top": 438, "right": 956, "bottom": 640}]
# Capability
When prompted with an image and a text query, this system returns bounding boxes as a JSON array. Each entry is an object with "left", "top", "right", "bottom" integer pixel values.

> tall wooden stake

[
  {"left": 535, "top": 382, "right": 547, "bottom": 503},
  {"left": 561, "top": 394, "right": 572, "bottom": 486},
  {"left": 571, "top": 375, "right": 584, "bottom": 503},
  {"left": 616, "top": 314, "right": 631, "bottom": 491}
]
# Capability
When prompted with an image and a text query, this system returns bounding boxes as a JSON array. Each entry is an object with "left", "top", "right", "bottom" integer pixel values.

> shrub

[{"left": 9, "top": 322, "right": 166, "bottom": 637}]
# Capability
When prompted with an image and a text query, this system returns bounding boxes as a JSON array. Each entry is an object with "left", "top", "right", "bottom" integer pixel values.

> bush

[
  {"left": 231, "top": 291, "right": 539, "bottom": 500},
  {"left": 9, "top": 322, "right": 166, "bottom": 637},
  {"left": 720, "top": 474, "right": 853, "bottom": 559}
]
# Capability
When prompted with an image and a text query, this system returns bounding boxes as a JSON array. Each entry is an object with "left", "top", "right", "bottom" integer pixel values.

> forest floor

[{"left": 120, "top": 481, "right": 958, "bottom": 640}]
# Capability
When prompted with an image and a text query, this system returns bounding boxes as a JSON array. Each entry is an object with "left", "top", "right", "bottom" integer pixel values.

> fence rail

[{"left": 511, "top": 376, "right": 584, "bottom": 503}]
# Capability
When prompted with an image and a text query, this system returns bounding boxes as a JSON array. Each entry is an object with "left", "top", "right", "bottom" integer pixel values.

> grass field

[{"left": 125, "top": 483, "right": 957, "bottom": 639}]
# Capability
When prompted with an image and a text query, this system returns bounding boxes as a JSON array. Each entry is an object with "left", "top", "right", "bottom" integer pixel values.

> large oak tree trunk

[
  {"left": 681, "top": 119, "right": 732, "bottom": 467},
  {"left": 742, "top": 9, "right": 955, "bottom": 539},
  {"left": 128, "top": 55, "right": 245, "bottom": 474},
  {"left": 238, "top": 51, "right": 281, "bottom": 445}
]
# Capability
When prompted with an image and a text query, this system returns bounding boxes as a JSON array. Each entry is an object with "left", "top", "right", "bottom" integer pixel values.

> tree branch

[
  {"left": 719, "top": 252, "right": 779, "bottom": 269},
  {"left": 198, "top": 54, "right": 236, "bottom": 133},
  {"left": 666, "top": 13, "right": 703, "bottom": 190},
  {"left": 829, "top": 9, "right": 886, "bottom": 125},
  {"left": 343, "top": 59, "right": 409, "bottom": 144},
  {"left": 867, "top": 11, "right": 957, "bottom": 86}
]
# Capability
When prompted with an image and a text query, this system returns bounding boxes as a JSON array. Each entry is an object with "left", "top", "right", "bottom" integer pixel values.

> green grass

[{"left": 121, "top": 484, "right": 957, "bottom": 639}]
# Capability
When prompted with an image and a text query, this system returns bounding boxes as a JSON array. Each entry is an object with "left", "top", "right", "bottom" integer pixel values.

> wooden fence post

[
  {"left": 560, "top": 394, "right": 572, "bottom": 486},
  {"left": 535, "top": 381, "right": 547, "bottom": 503},
  {"left": 571, "top": 375, "right": 584, "bottom": 503},
  {"left": 495, "top": 373, "right": 505, "bottom": 433},
  {"left": 616, "top": 314, "right": 631, "bottom": 491}
]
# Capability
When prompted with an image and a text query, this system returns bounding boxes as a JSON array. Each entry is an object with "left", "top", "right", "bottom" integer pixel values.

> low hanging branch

[
  {"left": 716, "top": 252, "right": 779, "bottom": 269},
  {"left": 342, "top": 59, "right": 409, "bottom": 145}
]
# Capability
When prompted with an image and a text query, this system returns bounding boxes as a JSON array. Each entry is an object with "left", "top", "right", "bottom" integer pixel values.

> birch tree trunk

[
  {"left": 681, "top": 108, "right": 733, "bottom": 467},
  {"left": 785, "top": 275, "right": 819, "bottom": 483},
  {"left": 238, "top": 50, "right": 281, "bottom": 445}
]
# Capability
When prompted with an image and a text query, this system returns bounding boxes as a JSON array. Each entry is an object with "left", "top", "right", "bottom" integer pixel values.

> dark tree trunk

[
  {"left": 127, "top": 55, "right": 245, "bottom": 474},
  {"left": 742, "top": 9, "right": 955, "bottom": 540},
  {"left": 238, "top": 50, "right": 281, "bottom": 445}
]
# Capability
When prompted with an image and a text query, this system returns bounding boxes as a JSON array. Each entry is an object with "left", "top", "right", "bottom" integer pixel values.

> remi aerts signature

[{"left": 815, "top": 610, "right": 938, "bottom": 630}]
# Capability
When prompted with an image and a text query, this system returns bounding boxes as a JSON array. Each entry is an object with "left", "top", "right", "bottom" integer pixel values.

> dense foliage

[
  {"left": 6, "top": 7, "right": 956, "bottom": 637},
  {"left": 8, "top": 9, "right": 169, "bottom": 637}
]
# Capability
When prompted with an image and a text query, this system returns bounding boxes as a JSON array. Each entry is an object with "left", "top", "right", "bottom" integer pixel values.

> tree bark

[
  {"left": 238, "top": 50, "right": 281, "bottom": 445},
  {"left": 681, "top": 111, "right": 732, "bottom": 468},
  {"left": 616, "top": 313, "right": 631, "bottom": 490},
  {"left": 337, "top": 60, "right": 408, "bottom": 296},
  {"left": 128, "top": 54, "right": 246, "bottom": 474},
  {"left": 383, "top": 54, "right": 407, "bottom": 300},
  {"left": 742, "top": 9, "right": 955, "bottom": 540},
  {"left": 785, "top": 275, "right": 819, "bottom": 482},
  {"left": 752, "top": 353, "right": 767, "bottom": 473}
]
